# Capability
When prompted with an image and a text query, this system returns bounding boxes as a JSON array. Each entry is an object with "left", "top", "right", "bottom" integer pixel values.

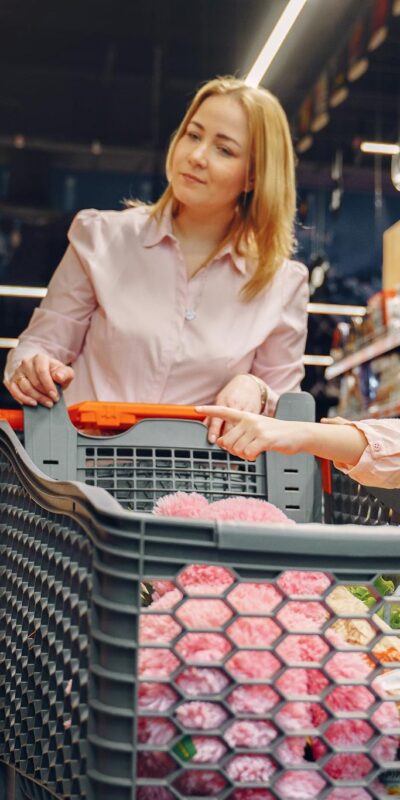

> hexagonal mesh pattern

[
  {"left": 0, "top": 452, "right": 93, "bottom": 800},
  {"left": 137, "top": 565, "right": 400, "bottom": 799}
]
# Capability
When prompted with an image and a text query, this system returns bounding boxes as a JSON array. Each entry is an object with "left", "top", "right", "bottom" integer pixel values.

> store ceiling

[{"left": 0, "top": 0, "right": 399, "bottom": 171}]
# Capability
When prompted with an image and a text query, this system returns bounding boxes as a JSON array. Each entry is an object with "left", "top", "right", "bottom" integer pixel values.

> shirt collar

[
  {"left": 139, "top": 205, "right": 175, "bottom": 248},
  {"left": 215, "top": 242, "right": 247, "bottom": 275},
  {"left": 139, "top": 203, "right": 248, "bottom": 275}
]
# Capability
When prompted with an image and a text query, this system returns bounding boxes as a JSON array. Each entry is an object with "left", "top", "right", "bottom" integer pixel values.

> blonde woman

[{"left": 4, "top": 76, "right": 308, "bottom": 442}]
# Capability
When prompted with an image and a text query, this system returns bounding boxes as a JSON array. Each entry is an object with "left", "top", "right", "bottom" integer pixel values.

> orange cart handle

[
  {"left": 0, "top": 403, "right": 205, "bottom": 433},
  {"left": 68, "top": 402, "right": 205, "bottom": 431},
  {"left": 0, "top": 408, "right": 24, "bottom": 431}
]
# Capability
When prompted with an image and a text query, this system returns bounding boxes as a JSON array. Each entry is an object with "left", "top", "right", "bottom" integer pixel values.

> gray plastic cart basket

[
  {"left": 326, "top": 465, "right": 400, "bottom": 526},
  {"left": 2, "top": 418, "right": 400, "bottom": 800},
  {"left": 16, "top": 391, "right": 319, "bottom": 523}
]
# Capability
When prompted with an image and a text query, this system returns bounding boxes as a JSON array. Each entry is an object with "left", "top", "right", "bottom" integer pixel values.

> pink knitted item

[
  {"left": 153, "top": 491, "right": 295, "bottom": 524},
  {"left": 153, "top": 491, "right": 209, "bottom": 518}
]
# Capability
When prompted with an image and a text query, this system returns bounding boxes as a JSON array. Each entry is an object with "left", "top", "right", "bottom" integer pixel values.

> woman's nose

[{"left": 189, "top": 143, "right": 207, "bottom": 166}]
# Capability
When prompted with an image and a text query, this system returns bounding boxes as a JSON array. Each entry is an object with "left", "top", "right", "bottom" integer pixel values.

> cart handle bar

[{"left": 0, "top": 402, "right": 206, "bottom": 433}]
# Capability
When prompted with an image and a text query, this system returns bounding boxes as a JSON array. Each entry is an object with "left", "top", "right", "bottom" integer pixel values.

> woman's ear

[{"left": 244, "top": 174, "right": 255, "bottom": 193}]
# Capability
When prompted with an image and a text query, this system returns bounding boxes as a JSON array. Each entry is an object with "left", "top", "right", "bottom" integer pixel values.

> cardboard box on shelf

[{"left": 383, "top": 219, "right": 400, "bottom": 290}]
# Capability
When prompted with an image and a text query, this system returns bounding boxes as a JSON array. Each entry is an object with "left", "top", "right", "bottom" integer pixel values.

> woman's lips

[{"left": 181, "top": 172, "right": 206, "bottom": 184}]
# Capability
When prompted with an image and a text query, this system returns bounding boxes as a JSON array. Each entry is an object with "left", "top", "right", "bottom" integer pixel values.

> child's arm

[{"left": 195, "top": 405, "right": 367, "bottom": 464}]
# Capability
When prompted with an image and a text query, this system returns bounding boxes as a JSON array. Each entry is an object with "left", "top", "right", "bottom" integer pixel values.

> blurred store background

[{"left": 0, "top": 0, "right": 399, "bottom": 416}]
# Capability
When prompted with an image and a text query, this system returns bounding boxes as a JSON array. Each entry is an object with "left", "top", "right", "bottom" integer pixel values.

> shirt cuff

[{"left": 333, "top": 419, "right": 400, "bottom": 488}]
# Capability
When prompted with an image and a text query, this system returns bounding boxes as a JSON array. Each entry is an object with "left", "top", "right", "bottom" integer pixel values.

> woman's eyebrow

[{"left": 189, "top": 120, "right": 242, "bottom": 149}]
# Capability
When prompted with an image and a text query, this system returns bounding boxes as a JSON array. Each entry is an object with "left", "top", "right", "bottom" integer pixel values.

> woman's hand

[
  {"left": 197, "top": 404, "right": 307, "bottom": 459},
  {"left": 205, "top": 374, "right": 266, "bottom": 444},
  {"left": 5, "top": 354, "right": 75, "bottom": 407}
]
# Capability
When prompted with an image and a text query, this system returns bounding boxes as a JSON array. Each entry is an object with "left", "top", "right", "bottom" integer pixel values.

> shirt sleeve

[
  {"left": 251, "top": 260, "right": 309, "bottom": 415},
  {"left": 4, "top": 209, "right": 100, "bottom": 382},
  {"left": 333, "top": 418, "right": 400, "bottom": 488}
]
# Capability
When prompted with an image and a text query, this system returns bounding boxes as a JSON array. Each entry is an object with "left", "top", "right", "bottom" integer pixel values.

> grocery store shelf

[
  {"left": 368, "top": 399, "right": 400, "bottom": 418},
  {"left": 325, "top": 329, "right": 400, "bottom": 380},
  {"left": 333, "top": 400, "right": 400, "bottom": 420}
]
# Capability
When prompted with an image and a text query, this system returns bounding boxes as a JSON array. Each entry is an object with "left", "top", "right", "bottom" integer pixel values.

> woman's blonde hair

[{"left": 142, "top": 76, "right": 297, "bottom": 301}]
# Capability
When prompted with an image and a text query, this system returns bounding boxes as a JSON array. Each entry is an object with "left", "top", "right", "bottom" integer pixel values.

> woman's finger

[
  {"left": 14, "top": 374, "right": 54, "bottom": 407},
  {"left": 8, "top": 380, "right": 38, "bottom": 407},
  {"left": 20, "top": 356, "right": 57, "bottom": 401},
  {"left": 217, "top": 422, "right": 248, "bottom": 451},
  {"left": 32, "top": 356, "right": 62, "bottom": 399},
  {"left": 51, "top": 365, "right": 75, "bottom": 388},
  {"left": 207, "top": 416, "right": 224, "bottom": 443},
  {"left": 218, "top": 430, "right": 260, "bottom": 461},
  {"left": 196, "top": 405, "right": 246, "bottom": 424}
]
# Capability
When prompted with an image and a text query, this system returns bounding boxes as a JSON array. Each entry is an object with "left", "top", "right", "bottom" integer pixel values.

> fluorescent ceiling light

[
  {"left": 296, "top": 134, "right": 314, "bottom": 153},
  {"left": 308, "top": 302, "right": 366, "bottom": 316},
  {"left": 360, "top": 141, "right": 400, "bottom": 155},
  {"left": 245, "top": 0, "right": 309, "bottom": 87},
  {"left": 0, "top": 285, "right": 47, "bottom": 298},
  {"left": 303, "top": 354, "right": 334, "bottom": 366}
]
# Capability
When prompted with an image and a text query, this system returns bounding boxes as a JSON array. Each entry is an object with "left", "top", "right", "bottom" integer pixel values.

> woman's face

[{"left": 170, "top": 94, "right": 252, "bottom": 215}]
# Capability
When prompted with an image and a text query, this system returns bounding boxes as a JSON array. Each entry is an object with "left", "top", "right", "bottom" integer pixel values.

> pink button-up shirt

[
  {"left": 5, "top": 205, "right": 309, "bottom": 410},
  {"left": 333, "top": 418, "right": 400, "bottom": 488}
]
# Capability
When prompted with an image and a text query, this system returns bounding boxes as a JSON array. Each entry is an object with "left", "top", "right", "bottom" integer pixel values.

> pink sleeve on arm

[
  {"left": 334, "top": 418, "right": 400, "bottom": 489},
  {"left": 251, "top": 260, "right": 309, "bottom": 416},
  {"left": 4, "top": 210, "right": 99, "bottom": 383}
]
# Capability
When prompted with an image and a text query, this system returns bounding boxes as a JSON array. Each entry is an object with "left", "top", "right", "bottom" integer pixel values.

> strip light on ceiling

[
  {"left": 360, "top": 141, "right": 400, "bottom": 156},
  {"left": 245, "top": 0, "right": 309, "bottom": 87},
  {"left": 0, "top": 337, "right": 335, "bottom": 366},
  {"left": 0, "top": 287, "right": 366, "bottom": 318},
  {"left": 0, "top": 285, "right": 47, "bottom": 298},
  {"left": 303, "top": 354, "right": 333, "bottom": 367},
  {"left": 308, "top": 302, "right": 366, "bottom": 316}
]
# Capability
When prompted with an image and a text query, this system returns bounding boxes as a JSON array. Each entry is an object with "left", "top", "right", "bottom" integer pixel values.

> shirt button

[{"left": 372, "top": 441, "right": 382, "bottom": 452}]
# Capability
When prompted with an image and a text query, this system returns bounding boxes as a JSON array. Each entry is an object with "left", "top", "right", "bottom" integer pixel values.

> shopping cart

[{"left": 1, "top": 396, "right": 400, "bottom": 800}]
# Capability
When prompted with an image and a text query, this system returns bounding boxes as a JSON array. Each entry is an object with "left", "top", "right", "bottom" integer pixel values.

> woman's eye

[
  {"left": 187, "top": 131, "right": 200, "bottom": 141},
  {"left": 217, "top": 145, "right": 233, "bottom": 157}
]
